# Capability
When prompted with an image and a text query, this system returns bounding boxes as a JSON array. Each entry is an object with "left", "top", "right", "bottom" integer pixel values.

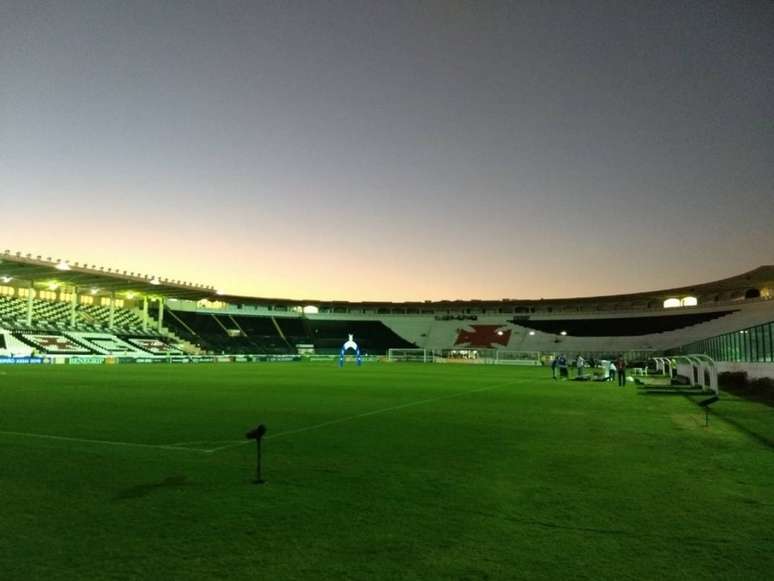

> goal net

[
  {"left": 386, "top": 348, "right": 434, "bottom": 363},
  {"left": 386, "top": 348, "right": 541, "bottom": 365}
]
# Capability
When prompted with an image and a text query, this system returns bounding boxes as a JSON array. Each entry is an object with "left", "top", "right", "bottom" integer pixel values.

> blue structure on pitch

[{"left": 338, "top": 334, "right": 363, "bottom": 367}]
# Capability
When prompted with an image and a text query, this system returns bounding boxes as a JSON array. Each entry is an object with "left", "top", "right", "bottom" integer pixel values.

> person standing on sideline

[
  {"left": 551, "top": 356, "right": 558, "bottom": 380},
  {"left": 558, "top": 354, "right": 568, "bottom": 380},
  {"left": 608, "top": 360, "right": 617, "bottom": 383},
  {"left": 616, "top": 356, "right": 627, "bottom": 387},
  {"left": 576, "top": 355, "right": 585, "bottom": 378}
]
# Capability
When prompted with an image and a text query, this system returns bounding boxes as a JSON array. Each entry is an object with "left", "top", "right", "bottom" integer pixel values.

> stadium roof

[
  {"left": 216, "top": 265, "right": 774, "bottom": 308},
  {"left": 0, "top": 250, "right": 215, "bottom": 301},
  {"left": 2, "top": 249, "right": 771, "bottom": 307}
]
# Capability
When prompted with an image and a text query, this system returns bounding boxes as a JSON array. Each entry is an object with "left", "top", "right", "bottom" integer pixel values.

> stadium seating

[
  {"left": 515, "top": 310, "right": 736, "bottom": 337},
  {"left": 162, "top": 309, "right": 291, "bottom": 354},
  {"left": 0, "top": 296, "right": 153, "bottom": 335},
  {"left": 306, "top": 319, "right": 416, "bottom": 354},
  {"left": 159, "top": 308, "right": 416, "bottom": 355}
]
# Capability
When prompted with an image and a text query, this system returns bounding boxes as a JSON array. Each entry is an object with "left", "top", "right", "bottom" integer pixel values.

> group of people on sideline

[{"left": 551, "top": 354, "right": 627, "bottom": 386}]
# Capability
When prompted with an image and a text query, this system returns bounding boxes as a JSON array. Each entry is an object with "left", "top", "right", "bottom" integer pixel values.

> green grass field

[{"left": 1, "top": 362, "right": 773, "bottom": 580}]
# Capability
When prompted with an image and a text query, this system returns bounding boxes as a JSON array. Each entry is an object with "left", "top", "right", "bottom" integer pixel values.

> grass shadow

[
  {"left": 638, "top": 388, "right": 705, "bottom": 396},
  {"left": 114, "top": 475, "right": 189, "bottom": 500},
  {"left": 708, "top": 409, "right": 774, "bottom": 451}
]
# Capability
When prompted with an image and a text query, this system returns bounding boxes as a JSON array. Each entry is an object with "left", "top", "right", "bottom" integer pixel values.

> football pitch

[{"left": 1, "top": 363, "right": 773, "bottom": 580}]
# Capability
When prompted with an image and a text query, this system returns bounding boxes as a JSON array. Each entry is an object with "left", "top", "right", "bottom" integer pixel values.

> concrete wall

[{"left": 717, "top": 362, "right": 774, "bottom": 381}]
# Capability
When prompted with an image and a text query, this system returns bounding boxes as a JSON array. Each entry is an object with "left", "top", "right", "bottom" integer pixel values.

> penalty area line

[
  {"left": 206, "top": 378, "right": 519, "bottom": 454},
  {"left": 0, "top": 430, "right": 212, "bottom": 454}
]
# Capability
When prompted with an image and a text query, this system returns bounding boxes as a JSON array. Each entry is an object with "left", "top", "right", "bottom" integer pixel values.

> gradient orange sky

[{"left": 3, "top": 2, "right": 773, "bottom": 302}]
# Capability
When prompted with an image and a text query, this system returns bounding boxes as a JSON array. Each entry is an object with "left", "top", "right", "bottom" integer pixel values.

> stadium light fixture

[
  {"left": 55, "top": 260, "right": 71, "bottom": 271},
  {"left": 528, "top": 331, "right": 536, "bottom": 336},
  {"left": 150, "top": 277, "right": 161, "bottom": 285},
  {"left": 90, "top": 288, "right": 99, "bottom": 295},
  {"left": 496, "top": 330, "right": 504, "bottom": 336},
  {"left": 0, "top": 276, "right": 12, "bottom": 283},
  {"left": 48, "top": 282, "right": 59, "bottom": 290},
  {"left": 560, "top": 331, "right": 567, "bottom": 336}
]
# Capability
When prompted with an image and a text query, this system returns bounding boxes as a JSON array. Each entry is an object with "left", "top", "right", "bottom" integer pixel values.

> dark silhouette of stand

[{"left": 245, "top": 424, "right": 267, "bottom": 484}]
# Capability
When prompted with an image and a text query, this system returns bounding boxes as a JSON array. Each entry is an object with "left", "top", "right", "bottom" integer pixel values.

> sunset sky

[{"left": 2, "top": 1, "right": 772, "bottom": 301}]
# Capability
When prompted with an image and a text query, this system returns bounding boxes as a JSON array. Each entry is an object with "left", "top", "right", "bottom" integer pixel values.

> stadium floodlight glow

[
  {"left": 126, "top": 292, "right": 136, "bottom": 299},
  {"left": 149, "top": 277, "right": 161, "bottom": 285},
  {"left": 0, "top": 276, "right": 12, "bottom": 283},
  {"left": 90, "top": 288, "right": 100, "bottom": 295},
  {"left": 528, "top": 330, "right": 536, "bottom": 336},
  {"left": 48, "top": 282, "right": 59, "bottom": 290},
  {"left": 55, "top": 260, "right": 71, "bottom": 271},
  {"left": 560, "top": 331, "right": 567, "bottom": 336},
  {"left": 302, "top": 305, "right": 319, "bottom": 314}
]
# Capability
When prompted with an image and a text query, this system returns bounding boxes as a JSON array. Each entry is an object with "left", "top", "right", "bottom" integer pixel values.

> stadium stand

[
  {"left": 161, "top": 309, "right": 291, "bottom": 354},
  {"left": 306, "top": 319, "right": 416, "bottom": 354},
  {"left": 515, "top": 310, "right": 737, "bottom": 336},
  {"left": 1, "top": 251, "right": 773, "bottom": 370},
  {"left": 159, "top": 309, "right": 415, "bottom": 355}
]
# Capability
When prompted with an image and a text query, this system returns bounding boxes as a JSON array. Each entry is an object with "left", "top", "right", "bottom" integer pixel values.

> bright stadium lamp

[
  {"left": 48, "top": 282, "right": 59, "bottom": 290},
  {"left": 90, "top": 288, "right": 99, "bottom": 295},
  {"left": 150, "top": 277, "right": 161, "bottom": 285},
  {"left": 55, "top": 260, "right": 71, "bottom": 271},
  {"left": 0, "top": 276, "right": 12, "bottom": 283},
  {"left": 528, "top": 330, "right": 536, "bottom": 336},
  {"left": 560, "top": 331, "right": 567, "bottom": 336}
]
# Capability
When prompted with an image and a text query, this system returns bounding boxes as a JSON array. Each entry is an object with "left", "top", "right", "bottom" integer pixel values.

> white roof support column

[
  {"left": 70, "top": 286, "right": 78, "bottom": 327},
  {"left": 109, "top": 292, "right": 115, "bottom": 328},
  {"left": 157, "top": 297, "right": 165, "bottom": 333},
  {"left": 142, "top": 296, "right": 149, "bottom": 332},
  {"left": 26, "top": 280, "right": 33, "bottom": 327}
]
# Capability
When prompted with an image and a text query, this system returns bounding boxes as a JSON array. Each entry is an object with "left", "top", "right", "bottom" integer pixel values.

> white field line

[
  {"left": 204, "top": 378, "right": 518, "bottom": 454},
  {"left": 0, "top": 430, "right": 212, "bottom": 454}
]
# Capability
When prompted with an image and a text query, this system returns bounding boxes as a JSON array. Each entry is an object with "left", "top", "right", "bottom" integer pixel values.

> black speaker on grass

[{"left": 245, "top": 424, "right": 267, "bottom": 484}]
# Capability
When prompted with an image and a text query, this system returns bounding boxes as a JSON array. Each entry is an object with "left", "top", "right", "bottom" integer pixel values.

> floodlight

[
  {"left": 560, "top": 331, "right": 567, "bottom": 336},
  {"left": 528, "top": 330, "right": 536, "bottom": 336},
  {"left": 55, "top": 261, "right": 71, "bottom": 271},
  {"left": 150, "top": 277, "right": 161, "bottom": 285},
  {"left": 0, "top": 276, "right": 12, "bottom": 283},
  {"left": 90, "top": 288, "right": 99, "bottom": 295},
  {"left": 48, "top": 282, "right": 59, "bottom": 290},
  {"left": 496, "top": 330, "right": 504, "bottom": 336}
]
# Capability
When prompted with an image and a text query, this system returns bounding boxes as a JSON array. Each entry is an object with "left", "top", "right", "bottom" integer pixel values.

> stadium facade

[{"left": 1, "top": 250, "right": 773, "bottom": 377}]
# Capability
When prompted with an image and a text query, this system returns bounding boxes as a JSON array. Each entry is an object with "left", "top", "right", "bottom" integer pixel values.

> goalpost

[
  {"left": 386, "top": 348, "right": 434, "bottom": 363},
  {"left": 386, "top": 348, "right": 541, "bottom": 366}
]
